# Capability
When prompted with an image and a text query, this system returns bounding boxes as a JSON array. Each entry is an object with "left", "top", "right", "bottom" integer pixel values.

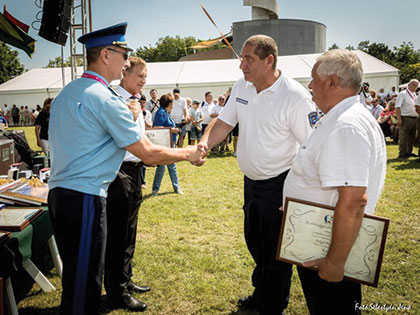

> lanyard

[
  {"left": 407, "top": 90, "right": 415, "bottom": 102},
  {"left": 81, "top": 72, "right": 108, "bottom": 87}
]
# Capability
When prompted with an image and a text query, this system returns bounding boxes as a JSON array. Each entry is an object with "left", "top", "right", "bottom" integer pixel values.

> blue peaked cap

[{"left": 78, "top": 22, "right": 132, "bottom": 51}]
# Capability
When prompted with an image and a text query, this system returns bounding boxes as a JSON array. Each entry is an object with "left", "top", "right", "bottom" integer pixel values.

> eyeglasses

[
  {"left": 219, "top": 98, "right": 225, "bottom": 101},
  {"left": 107, "top": 48, "right": 129, "bottom": 60}
]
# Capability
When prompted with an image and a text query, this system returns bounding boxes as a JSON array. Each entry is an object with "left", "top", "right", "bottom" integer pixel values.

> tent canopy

[{"left": 0, "top": 50, "right": 399, "bottom": 108}]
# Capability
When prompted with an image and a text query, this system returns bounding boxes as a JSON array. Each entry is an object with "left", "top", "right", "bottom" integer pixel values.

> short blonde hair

[
  {"left": 316, "top": 49, "right": 363, "bottom": 92},
  {"left": 125, "top": 56, "right": 147, "bottom": 73}
]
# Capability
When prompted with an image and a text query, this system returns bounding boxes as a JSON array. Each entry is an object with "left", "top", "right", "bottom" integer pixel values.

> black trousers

[
  {"left": 297, "top": 267, "right": 361, "bottom": 315},
  {"left": 243, "top": 171, "right": 292, "bottom": 314},
  {"left": 48, "top": 188, "right": 107, "bottom": 315},
  {"left": 104, "top": 161, "right": 143, "bottom": 299}
]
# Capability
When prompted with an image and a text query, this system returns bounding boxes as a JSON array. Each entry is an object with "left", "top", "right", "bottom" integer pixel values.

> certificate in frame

[
  {"left": 145, "top": 127, "right": 173, "bottom": 148},
  {"left": 276, "top": 197, "right": 389, "bottom": 287},
  {"left": 0, "top": 208, "right": 44, "bottom": 231}
]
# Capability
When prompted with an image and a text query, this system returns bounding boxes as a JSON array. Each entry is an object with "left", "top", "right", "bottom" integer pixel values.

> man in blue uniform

[{"left": 48, "top": 22, "right": 204, "bottom": 315}]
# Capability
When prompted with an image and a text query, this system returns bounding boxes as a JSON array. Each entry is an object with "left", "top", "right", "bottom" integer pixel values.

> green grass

[{"left": 12, "top": 127, "right": 420, "bottom": 314}]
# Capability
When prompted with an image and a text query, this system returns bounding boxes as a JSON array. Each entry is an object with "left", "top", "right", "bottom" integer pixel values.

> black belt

[
  {"left": 402, "top": 116, "right": 418, "bottom": 119},
  {"left": 122, "top": 161, "right": 143, "bottom": 167}
]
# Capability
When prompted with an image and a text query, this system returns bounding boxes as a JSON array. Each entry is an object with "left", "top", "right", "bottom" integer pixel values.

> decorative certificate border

[{"left": 276, "top": 197, "right": 389, "bottom": 287}]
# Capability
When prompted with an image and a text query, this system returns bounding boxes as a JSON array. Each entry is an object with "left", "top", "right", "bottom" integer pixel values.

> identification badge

[{"left": 236, "top": 97, "right": 248, "bottom": 105}]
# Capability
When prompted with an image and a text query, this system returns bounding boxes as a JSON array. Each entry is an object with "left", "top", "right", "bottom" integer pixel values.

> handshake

[{"left": 185, "top": 142, "right": 211, "bottom": 166}]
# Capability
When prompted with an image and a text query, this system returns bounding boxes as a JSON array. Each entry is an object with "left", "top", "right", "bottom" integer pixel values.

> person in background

[
  {"left": 19, "top": 105, "right": 24, "bottom": 126},
  {"left": 139, "top": 93, "right": 151, "bottom": 189},
  {"left": 210, "top": 95, "right": 228, "bottom": 154},
  {"left": 358, "top": 82, "right": 371, "bottom": 109},
  {"left": 152, "top": 93, "right": 184, "bottom": 196},
  {"left": 395, "top": 79, "right": 419, "bottom": 159},
  {"left": 0, "top": 110, "right": 8, "bottom": 130},
  {"left": 11, "top": 104, "right": 19, "bottom": 126},
  {"left": 23, "top": 106, "right": 31, "bottom": 126},
  {"left": 415, "top": 93, "right": 420, "bottom": 163},
  {"left": 171, "top": 88, "right": 188, "bottom": 148},
  {"left": 35, "top": 97, "right": 53, "bottom": 155},
  {"left": 146, "top": 88, "right": 159, "bottom": 122},
  {"left": 185, "top": 97, "right": 193, "bottom": 145},
  {"left": 3, "top": 104, "right": 9, "bottom": 124},
  {"left": 188, "top": 99, "right": 203, "bottom": 145},
  {"left": 370, "top": 98, "right": 384, "bottom": 120},
  {"left": 377, "top": 100, "right": 396, "bottom": 139},
  {"left": 200, "top": 91, "right": 215, "bottom": 134}
]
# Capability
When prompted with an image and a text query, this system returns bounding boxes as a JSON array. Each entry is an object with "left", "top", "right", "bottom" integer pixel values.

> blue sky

[{"left": 2, "top": 0, "right": 420, "bottom": 69}]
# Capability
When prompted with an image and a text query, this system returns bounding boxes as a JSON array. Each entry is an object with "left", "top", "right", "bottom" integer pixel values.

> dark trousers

[
  {"left": 399, "top": 116, "right": 418, "bottom": 156},
  {"left": 297, "top": 267, "right": 361, "bottom": 315},
  {"left": 48, "top": 188, "right": 107, "bottom": 315},
  {"left": 12, "top": 115, "right": 19, "bottom": 125},
  {"left": 202, "top": 123, "right": 208, "bottom": 135},
  {"left": 243, "top": 171, "right": 292, "bottom": 314},
  {"left": 104, "top": 161, "right": 143, "bottom": 299}
]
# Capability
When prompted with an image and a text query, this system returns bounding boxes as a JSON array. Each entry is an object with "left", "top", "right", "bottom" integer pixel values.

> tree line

[{"left": 1, "top": 36, "right": 419, "bottom": 85}]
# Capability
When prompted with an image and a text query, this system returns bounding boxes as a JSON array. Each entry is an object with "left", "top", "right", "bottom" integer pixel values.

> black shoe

[
  {"left": 128, "top": 283, "right": 151, "bottom": 293},
  {"left": 409, "top": 153, "right": 418, "bottom": 158},
  {"left": 238, "top": 295, "right": 261, "bottom": 310},
  {"left": 120, "top": 293, "right": 147, "bottom": 312},
  {"left": 398, "top": 154, "right": 409, "bottom": 159}
]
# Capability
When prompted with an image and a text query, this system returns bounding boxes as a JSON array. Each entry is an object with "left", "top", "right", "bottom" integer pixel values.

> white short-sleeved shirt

[
  {"left": 219, "top": 74, "right": 316, "bottom": 180},
  {"left": 211, "top": 104, "right": 224, "bottom": 117},
  {"left": 415, "top": 93, "right": 420, "bottom": 106},
  {"left": 171, "top": 97, "right": 187, "bottom": 123},
  {"left": 283, "top": 96, "right": 387, "bottom": 215},
  {"left": 201, "top": 101, "right": 215, "bottom": 125},
  {"left": 358, "top": 91, "right": 372, "bottom": 109},
  {"left": 116, "top": 85, "right": 146, "bottom": 163},
  {"left": 395, "top": 89, "right": 419, "bottom": 117}
]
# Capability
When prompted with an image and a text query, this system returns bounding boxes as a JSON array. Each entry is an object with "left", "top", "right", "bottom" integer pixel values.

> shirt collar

[
  {"left": 84, "top": 70, "right": 109, "bottom": 86},
  {"left": 115, "top": 85, "right": 132, "bottom": 101},
  {"left": 317, "top": 95, "right": 359, "bottom": 126}
]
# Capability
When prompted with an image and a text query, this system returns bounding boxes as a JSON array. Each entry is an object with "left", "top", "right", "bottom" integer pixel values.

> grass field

[{"left": 10, "top": 127, "right": 419, "bottom": 314}]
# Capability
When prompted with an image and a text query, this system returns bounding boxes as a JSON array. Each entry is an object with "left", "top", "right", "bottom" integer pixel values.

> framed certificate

[
  {"left": 0, "top": 208, "right": 44, "bottom": 231},
  {"left": 276, "top": 198, "right": 389, "bottom": 287},
  {"left": 145, "top": 127, "right": 173, "bottom": 148}
]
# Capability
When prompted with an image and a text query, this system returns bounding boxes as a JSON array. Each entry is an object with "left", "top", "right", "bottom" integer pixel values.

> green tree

[
  {"left": 135, "top": 35, "right": 225, "bottom": 62},
  {"left": 0, "top": 42, "right": 25, "bottom": 84},
  {"left": 328, "top": 43, "right": 339, "bottom": 50},
  {"left": 45, "top": 56, "right": 83, "bottom": 68}
]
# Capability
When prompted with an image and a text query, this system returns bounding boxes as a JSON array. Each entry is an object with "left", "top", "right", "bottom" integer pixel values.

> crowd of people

[
  {"left": 1, "top": 103, "right": 43, "bottom": 127},
  {"left": 359, "top": 80, "right": 420, "bottom": 160},
  {"left": 3, "top": 20, "right": 418, "bottom": 315}
]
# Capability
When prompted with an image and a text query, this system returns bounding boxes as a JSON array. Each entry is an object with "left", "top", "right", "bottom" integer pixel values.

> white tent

[{"left": 0, "top": 50, "right": 399, "bottom": 110}]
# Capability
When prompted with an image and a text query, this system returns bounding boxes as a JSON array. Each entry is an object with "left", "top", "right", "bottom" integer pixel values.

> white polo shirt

[
  {"left": 415, "top": 93, "right": 420, "bottom": 106},
  {"left": 201, "top": 101, "right": 215, "bottom": 125},
  {"left": 219, "top": 74, "right": 316, "bottom": 181},
  {"left": 395, "top": 89, "right": 419, "bottom": 117},
  {"left": 116, "top": 85, "right": 146, "bottom": 163},
  {"left": 283, "top": 96, "right": 387, "bottom": 215},
  {"left": 171, "top": 97, "right": 187, "bottom": 123}
]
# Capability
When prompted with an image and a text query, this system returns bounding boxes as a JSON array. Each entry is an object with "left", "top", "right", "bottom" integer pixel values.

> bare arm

[
  {"left": 303, "top": 186, "right": 367, "bottom": 282},
  {"left": 35, "top": 125, "right": 42, "bottom": 147},
  {"left": 395, "top": 107, "right": 402, "bottom": 126},
  {"left": 209, "top": 113, "right": 219, "bottom": 118},
  {"left": 199, "top": 118, "right": 233, "bottom": 151},
  {"left": 415, "top": 105, "right": 420, "bottom": 116},
  {"left": 126, "top": 136, "right": 204, "bottom": 166}
]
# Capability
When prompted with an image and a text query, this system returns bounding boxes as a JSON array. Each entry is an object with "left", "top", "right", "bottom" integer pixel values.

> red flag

[{"left": 3, "top": 5, "right": 30, "bottom": 33}]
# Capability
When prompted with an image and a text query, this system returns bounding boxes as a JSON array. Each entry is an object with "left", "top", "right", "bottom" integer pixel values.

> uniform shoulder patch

[{"left": 308, "top": 111, "right": 318, "bottom": 128}]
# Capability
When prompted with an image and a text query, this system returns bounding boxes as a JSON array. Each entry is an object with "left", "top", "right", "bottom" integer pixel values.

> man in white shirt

[
  {"left": 358, "top": 82, "right": 371, "bottom": 109},
  {"left": 105, "top": 57, "right": 150, "bottom": 312},
  {"left": 370, "top": 98, "right": 384, "bottom": 120},
  {"left": 171, "top": 88, "right": 188, "bottom": 147},
  {"left": 283, "top": 49, "right": 386, "bottom": 315},
  {"left": 387, "top": 86, "right": 398, "bottom": 99},
  {"left": 210, "top": 95, "right": 228, "bottom": 153},
  {"left": 395, "top": 79, "right": 419, "bottom": 158},
  {"left": 145, "top": 89, "right": 159, "bottom": 122},
  {"left": 200, "top": 91, "right": 215, "bottom": 134},
  {"left": 200, "top": 35, "right": 316, "bottom": 314},
  {"left": 415, "top": 94, "right": 420, "bottom": 162}
]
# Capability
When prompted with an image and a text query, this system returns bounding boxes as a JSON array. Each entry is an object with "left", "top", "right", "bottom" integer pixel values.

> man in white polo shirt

[
  {"left": 171, "top": 88, "right": 188, "bottom": 147},
  {"left": 200, "top": 35, "right": 316, "bottom": 314},
  {"left": 395, "top": 79, "right": 419, "bottom": 158},
  {"left": 415, "top": 93, "right": 420, "bottom": 162},
  {"left": 283, "top": 49, "right": 386, "bottom": 314}
]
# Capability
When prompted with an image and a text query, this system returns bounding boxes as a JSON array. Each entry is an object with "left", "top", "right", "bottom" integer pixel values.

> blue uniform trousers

[{"left": 48, "top": 187, "right": 107, "bottom": 315}]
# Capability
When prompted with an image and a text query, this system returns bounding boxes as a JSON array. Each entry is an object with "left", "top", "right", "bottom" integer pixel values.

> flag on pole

[{"left": 0, "top": 6, "right": 35, "bottom": 57}]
